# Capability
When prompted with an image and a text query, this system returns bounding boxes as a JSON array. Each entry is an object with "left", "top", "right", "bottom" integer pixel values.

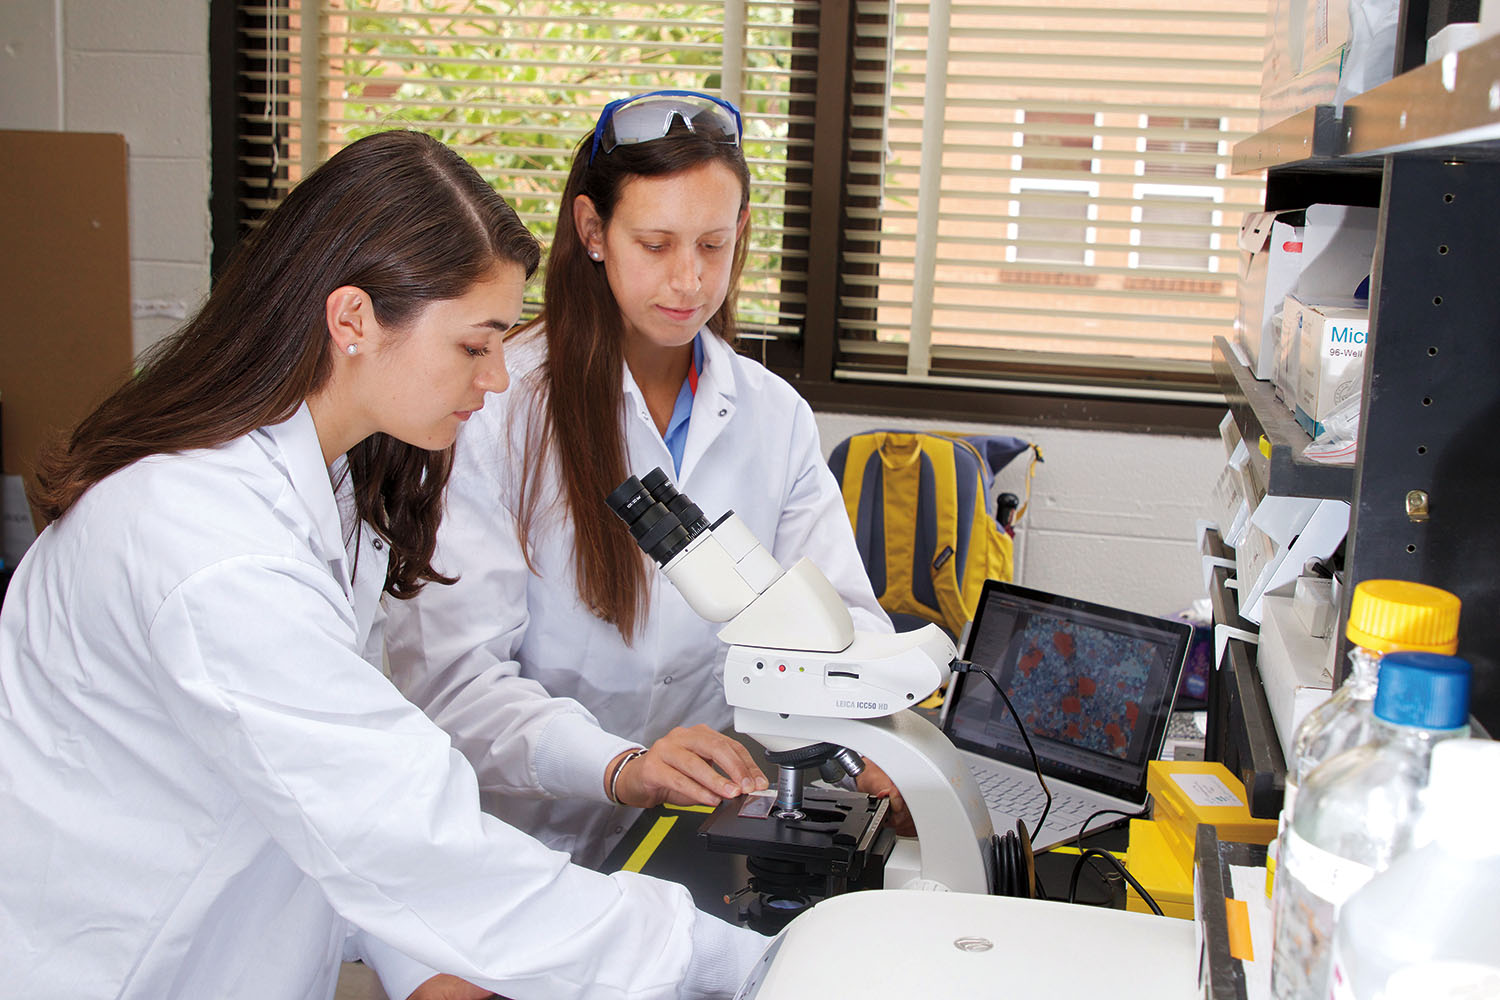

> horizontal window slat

[
  {"left": 857, "top": 71, "right": 1261, "bottom": 96},
  {"left": 835, "top": 322, "right": 1218, "bottom": 350},
  {"left": 841, "top": 259, "right": 1237, "bottom": 283},
  {"left": 856, "top": 3, "right": 1263, "bottom": 23}
]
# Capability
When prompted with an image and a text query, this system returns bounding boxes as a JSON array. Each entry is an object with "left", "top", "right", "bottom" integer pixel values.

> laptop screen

[{"left": 944, "top": 580, "right": 1192, "bottom": 803}]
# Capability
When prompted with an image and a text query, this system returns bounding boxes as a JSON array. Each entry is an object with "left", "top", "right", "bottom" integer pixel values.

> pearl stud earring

[
  {"left": 346, "top": 344, "right": 358, "bottom": 356},
  {"left": 590, "top": 250, "right": 602, "bottom": 260}
]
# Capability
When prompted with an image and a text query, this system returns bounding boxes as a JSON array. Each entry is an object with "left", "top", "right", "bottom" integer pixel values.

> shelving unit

[
  {"left": 1211, "top": 336, "right": 1354, "bottom": 501},
  {"left": 1202, "top": 527, "right": 1286, "bottom": 819},
  {"left": 1212, "top": 26, "right": 1500, "bottom": 776}
]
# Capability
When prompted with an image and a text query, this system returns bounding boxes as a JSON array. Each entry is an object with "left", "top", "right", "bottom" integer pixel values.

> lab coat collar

[
  {"left": 259, "top": 403, "right": 354, "bottom": 600},
  {"left": 620, "top": 330, "right": 740, "bottom": 481},
  {"left": 681, "top": 332, "right": 739, "bottom": 479},
  {"left": 694, "top": 331, "right": 739, "bottom": 408}
]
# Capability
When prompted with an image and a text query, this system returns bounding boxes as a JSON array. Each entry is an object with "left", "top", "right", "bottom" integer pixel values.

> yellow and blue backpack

[{"left": 828, "top": 430, "right": 1041, "bottom": 638}]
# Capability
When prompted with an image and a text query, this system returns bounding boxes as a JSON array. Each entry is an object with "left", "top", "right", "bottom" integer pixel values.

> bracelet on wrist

[{"left": 608, "top": 747, "right": 648, "bottom": 805}]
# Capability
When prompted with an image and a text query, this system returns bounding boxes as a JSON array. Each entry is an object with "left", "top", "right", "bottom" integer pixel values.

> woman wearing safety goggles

[{"left": 386, "top": 91, "right": 911, "bottom": 873}]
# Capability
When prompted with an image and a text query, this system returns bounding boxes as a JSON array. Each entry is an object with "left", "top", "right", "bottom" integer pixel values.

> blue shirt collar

[{"left": 661, "top": 334, "right": 704, "bottom": 475}]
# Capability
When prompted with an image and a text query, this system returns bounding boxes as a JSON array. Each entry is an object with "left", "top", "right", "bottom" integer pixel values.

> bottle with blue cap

[
  {"left": 1326, "top": 738, "right": 1500, "bottom": 999},
  {"left": 1268, "top": 650, "right": 1472, "bottom": 1000},
  {"left": 1267, "top": 579, "right": 1461, "bottom": 898}
]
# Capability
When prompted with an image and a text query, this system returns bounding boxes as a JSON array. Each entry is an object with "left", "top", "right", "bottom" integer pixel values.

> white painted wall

[
  {"left": 815, "top": 412, "right": 1222, "bottom": 619},
  {"left": 0, "top": 3, "right": 1223, "bottom": 615},
  {"left": 0, "top": 0, "right": 211, "bottom": 356}
]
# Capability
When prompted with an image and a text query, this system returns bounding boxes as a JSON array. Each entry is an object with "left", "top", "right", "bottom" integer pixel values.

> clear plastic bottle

[
  {"left": 1266, "top": 580, "right": 1460, "bottom": 896},
  {"left": 1268, "top": 651, "right": 1472, "bottom": 1000},
  {"left": 1327, "top": 738, "right": 1500, "bottom": 1000}
]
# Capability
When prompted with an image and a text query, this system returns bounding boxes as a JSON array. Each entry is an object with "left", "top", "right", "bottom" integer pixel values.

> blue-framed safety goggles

[{"left": 588, "top": 90, "right": 743, "bottom": 164}]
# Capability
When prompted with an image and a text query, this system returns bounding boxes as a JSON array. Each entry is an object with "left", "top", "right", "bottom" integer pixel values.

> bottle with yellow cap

[
  {"left": 1265, "top": 580, "right": 1460, "bottom": 897},
  {"left": 1270, "top": 651, "right": 1473, "bottom": 999}
]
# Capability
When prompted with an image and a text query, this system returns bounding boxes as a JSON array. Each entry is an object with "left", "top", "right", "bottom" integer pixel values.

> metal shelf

[
  {"left": 1231, "top": 34, "right": 1500, "bottom": 172},
  {"left": 1211, "top": 337, "right": 1354, "bottom": 500},
  {"left": 1343, "top": 33, "right": 1500, "bottom": 157},
  {"left": 1231, "top": 104, "right": 1345, "bottom": 173}
]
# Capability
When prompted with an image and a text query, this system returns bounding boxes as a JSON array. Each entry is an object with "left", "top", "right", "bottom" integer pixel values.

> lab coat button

[
  {"left": 662, "top": 675, "right": 673, "bottom": 685},
  {"left": 371, "top": 538, "right": 383, "bottom": 552},
  {"left": 614, "top": 825, "right": 624, "bottom": 835},
  {"left": 718, "top": 408, "right": 727, "bottom": 417}
]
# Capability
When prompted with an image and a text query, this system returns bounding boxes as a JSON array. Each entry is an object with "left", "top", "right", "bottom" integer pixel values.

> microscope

[
  {"left": 606, "top": 469, "right": 997, "bottom": 927},
  {"left": 608, "top": 472, "right": 1201, "bottom": 1000}
]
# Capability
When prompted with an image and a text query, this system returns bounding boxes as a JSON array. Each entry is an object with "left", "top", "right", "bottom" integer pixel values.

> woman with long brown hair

[
  {"left": 385, "top": 94, "right": 905, "bottom": 870},
  {"left": 0, "top": 129, "right": 765, "bottom": 1000}
]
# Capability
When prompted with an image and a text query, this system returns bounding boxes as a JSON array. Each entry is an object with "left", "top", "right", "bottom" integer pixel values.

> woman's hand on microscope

[
  {"left": 610, "top": 725, "right": 769, "bottom": 809},
  {"left": 856, "top": 758, "right": 917, "bottom": 837}
]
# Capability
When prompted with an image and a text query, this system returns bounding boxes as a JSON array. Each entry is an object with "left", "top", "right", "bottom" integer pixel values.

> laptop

[{"left": 938, "top": 580, "right": 1193, "bottom": 852}]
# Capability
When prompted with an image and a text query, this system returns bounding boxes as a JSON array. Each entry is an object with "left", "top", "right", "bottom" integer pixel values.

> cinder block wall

[
  {"left": 815, "top": 413, "right": 1221, "bottom": 618},
  {"left": 0, "top": 0, "right": 211, "bottom": 356}
]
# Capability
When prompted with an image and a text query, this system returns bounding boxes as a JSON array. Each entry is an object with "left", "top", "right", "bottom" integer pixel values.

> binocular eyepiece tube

[
  {"left": 604, "top": 468, "right": 710, "bottom": 567},
  {"left": 640, "top": 468, "right": 710, "bottom": 538}
]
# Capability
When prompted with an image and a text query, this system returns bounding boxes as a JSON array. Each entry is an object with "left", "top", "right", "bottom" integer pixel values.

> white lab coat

[
  {"left": 384, "top": 330, "right": 891, "bottom": 867},
  {"left": 0, "top": 404, "right": 764, "bottom": 1000}
]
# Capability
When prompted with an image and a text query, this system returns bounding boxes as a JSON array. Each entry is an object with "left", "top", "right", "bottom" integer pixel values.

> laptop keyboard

[{"left": 968, "top": 762, "right": 1101, "bottom": 839}]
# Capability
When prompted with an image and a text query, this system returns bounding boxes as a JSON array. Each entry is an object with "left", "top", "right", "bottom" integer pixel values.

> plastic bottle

[
  {"left": 1268, "top": 651, "right": 1472, "bottom": 1000},
  {"left": 1326, "top": 738, "right": 1500, "bottom": 1000},
  {"left": 1265, "top": 580, "right": 1460, "bottom": 896}
]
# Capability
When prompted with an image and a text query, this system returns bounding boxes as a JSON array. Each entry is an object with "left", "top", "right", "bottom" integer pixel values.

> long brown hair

[
  {"left": 30, "top": 129, "right": 540, "bottom": 598},
  {"left": 516, "top": 120, "right": 751, "bottom": 640}
]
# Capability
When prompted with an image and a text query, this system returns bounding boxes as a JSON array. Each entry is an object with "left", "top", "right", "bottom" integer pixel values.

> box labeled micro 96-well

[{"left": 1289, "top": 296, "right": 1369, "bottom": 439}]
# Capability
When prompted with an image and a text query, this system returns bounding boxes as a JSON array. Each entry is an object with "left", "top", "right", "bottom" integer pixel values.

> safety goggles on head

[{"left": 589, "top": 90, "right": 743, "bottom": 164}]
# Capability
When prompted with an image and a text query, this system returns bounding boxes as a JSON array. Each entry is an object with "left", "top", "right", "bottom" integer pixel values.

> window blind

[
  {"left": 841, "top": 0, "right": 1268, "bottom": 396},
  {"left": 232, "top": 1, "right": 821, "bottom": 339}
]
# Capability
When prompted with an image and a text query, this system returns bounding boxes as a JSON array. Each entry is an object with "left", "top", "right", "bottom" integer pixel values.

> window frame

[{"left": 209, "top": 0, "right": 1226, "bottom": 435}]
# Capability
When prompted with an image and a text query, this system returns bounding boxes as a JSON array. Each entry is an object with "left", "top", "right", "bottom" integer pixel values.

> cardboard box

[
  {"left": 0, "top": 131, "right": 134, "bottom": 535},
  {"left": 1258, "top": 594, "right": 1337, "bottom": 763},
  {"left": 1236, "top": 212, "right": 1303, "bottom": 379},
  {"left": 1274, "top": 301, "right": 1302, "bottom": 411},
  {"left": 1262, "top": 0, "right": 1307, "bottom": 91},
  {"left": 1303, "top": 0, "right": 1351, "bottom": 75},
  {"left": 1237, "top": 498, "right": 1349, "bottom": 625},
  {"left": 1260, "top": 48, "right": 1345, "bottom": 128},
  {"left": 1290, "top": 296, "right": 1369, "bottom": 438},
  {"left": 1236, "top": 205, "right": 1376, "bottom": 382}
]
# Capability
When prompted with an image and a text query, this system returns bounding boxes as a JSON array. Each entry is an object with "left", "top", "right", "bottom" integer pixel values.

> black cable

[
  {"left": 1067, "top": 848, "right": 1163, "bottom": 916},
  {"left": 959, "top": 662, "right": 1052, "bottom": 841},
  {"left": 1066, "top": 850, "right": 1121, "bottom": 908},
  {"left": 1075, "top": 807, "right": 1145, "bottom": 855}
]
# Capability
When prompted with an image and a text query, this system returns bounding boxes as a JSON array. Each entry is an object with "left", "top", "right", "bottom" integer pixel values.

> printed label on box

[{"left": 1171, "top": 772, "right": 1243, "bottom": 808}]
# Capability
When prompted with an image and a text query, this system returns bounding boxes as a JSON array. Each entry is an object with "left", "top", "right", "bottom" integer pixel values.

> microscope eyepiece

[
  {"left": 606, "top": 473, "right": 692, "bottom": 566},
  {"left": 605, "top": 476, "right": 654, "bottom": 525},
  {"left": 640, "top": 468, "right": 710, "bottom": 539}
]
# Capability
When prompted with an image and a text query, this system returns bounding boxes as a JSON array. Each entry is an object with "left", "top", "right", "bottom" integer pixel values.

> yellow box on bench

[
  {"left": 1124, "top": 819, "right": 1195, "bottom": 920},
  {"left": 1148, "top": 762, "right": 1277, "bottom": 873}
]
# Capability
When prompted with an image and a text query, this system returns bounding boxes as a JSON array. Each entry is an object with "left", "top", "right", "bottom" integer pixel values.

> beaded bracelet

[{"left": 607, "top": 747, "right": 648, "bottom": 805}]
